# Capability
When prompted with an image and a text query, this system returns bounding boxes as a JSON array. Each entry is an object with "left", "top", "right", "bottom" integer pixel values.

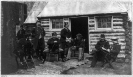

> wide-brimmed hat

[{"left": 111, "top": 37, "right": 118, "bottom": 41}]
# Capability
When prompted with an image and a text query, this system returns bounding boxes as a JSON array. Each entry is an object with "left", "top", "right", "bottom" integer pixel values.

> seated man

[
  {"left": 90, "top": 34, "right": 111, "bottom": 68},
  {"left": 47, "top": 32, "right": 60, "bottom": 53},
  {"left": 110, "top": 37, "right": 121, "bottom": 62},
  {"left": 44, "top": 32, "right": 64, "bottom": 62},
  {"left": 67, "top": 33, "right": 85, "bottom": 61}
]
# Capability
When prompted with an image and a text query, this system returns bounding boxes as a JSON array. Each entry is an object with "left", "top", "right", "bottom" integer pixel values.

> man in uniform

[
  {"left": 17, "top": 25, "right": 26, "bottom": 40},
  {"left": 67, "top": 33, "right": 85, "bottom": 61},
  {"left": 34, "top": 20, "right": 46, "bottom": 61},
  {"left": 60, "top": 22, "right": 72, "bottom": 61},
  {"left": 46, "top": 32, "right": 61, "bottom": 61},
  {"left": 90, "top": 34, "right": 110, "bottom": 67},
  {"left": 110, "top": 37, "right": 121, "bottom": 62}
]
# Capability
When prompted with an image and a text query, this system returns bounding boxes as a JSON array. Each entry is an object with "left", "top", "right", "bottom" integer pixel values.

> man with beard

[
  {"left": 34, "top": 20, "right": 46, "bottom": 62},
  {"left": 60, "top": 22, "right": 72, "bottom": 62},
  {"left": 90, "top": 34, "right": 110, "bottom": 67},
  {"left": 67, "top": 33, "right": 85, "bottom": 61},
  {"left": 17, "top": 25, "right": 26, "bottom": 40}
]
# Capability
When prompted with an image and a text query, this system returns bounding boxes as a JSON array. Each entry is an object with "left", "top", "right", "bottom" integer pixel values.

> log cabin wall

[
  {"left": 40, "top": 14, "right": 127, "bottom": 58},
  {"left": 40, "top": 18, "right": 70, "bottom": 46},
  {"left": 89, "top": 14, "right": 126, "bottom": 58}
]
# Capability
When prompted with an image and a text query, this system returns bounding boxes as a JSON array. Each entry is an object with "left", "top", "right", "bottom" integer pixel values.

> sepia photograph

[{"left": 1, "top": 0, "right": 132, "bottom": 75}]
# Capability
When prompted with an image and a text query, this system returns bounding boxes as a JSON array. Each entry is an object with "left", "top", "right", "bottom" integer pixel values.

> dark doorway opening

[{"left": 71, "top": 17, "right": 89, "bottom": 53}]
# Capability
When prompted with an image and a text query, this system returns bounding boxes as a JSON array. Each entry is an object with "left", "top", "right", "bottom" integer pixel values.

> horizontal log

[
  {"left": 90, "top": 42, "right": 126, "bottom": 46},
  {"left": 113, "top": 22, "right": 123, "bottom": 24},
  {"left": 88, "top": 19, "right": 95, "bottom": 21},
  {"left": 89, "top": 23, "right": 95, "bottom": 25},
  {"left": 113, "top": 18, "right": 123, "bottom": 21},
  {"left": 41, "top": 23, "right": 50, "bottom": 26},
  {"left": 113, "top": 16, "right": 123, "bottom": 19},
  {"left": 43, "top": 27, "right": 49, "bottom": 30},
  {"left": 90, "top": 39, "right": 125, "bottom": 43},
  {"left": 45, "top": 31, "right": 61, "bottom": 34},
  {"left": 89, "top": 21, "right": 95, "bottom": 23},
  {"left": 89, "top": 32, "right": 125, "bottom": 36},
  {"left": 117, "top": 54, "right": 125, "bottom": 58},
  {"left": 89, "top": 29, "right": 125, "bottom": 33},
  {"left": 89, "top": 35, "right": 125, "bottom": 39},
  {"left": 89, "top": 17, "right": 94, "bottom": 19},
  {"left": 113, "top": 20, "right": 123, "bottom": 22},
  {"left": 113, "top": 24, "right": 123, "bottom": 26},
  {"left": 113, "top": 26, "right": 123, "bottom": 29},
  {"left": 89, "top": 25, "right": 95, "bottom": 27},
  {"left": 89, "top": 27, "right": 95, "bottom": 30},
  {"left": 41, "top": 25, "right": 49, "bottom": 27}
]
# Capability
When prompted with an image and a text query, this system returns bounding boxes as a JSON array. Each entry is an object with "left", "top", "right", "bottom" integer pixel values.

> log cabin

[{"left": 25, "top": 0, "right": 132, "bottom": 58}]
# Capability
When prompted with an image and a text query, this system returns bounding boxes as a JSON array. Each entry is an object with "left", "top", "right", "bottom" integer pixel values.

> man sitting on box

[{"left": 67, "top": 33, "right": 85, "bottom": 61}]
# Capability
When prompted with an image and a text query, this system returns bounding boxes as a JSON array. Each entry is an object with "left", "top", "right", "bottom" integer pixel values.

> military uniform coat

[
  {"left": 33, "top": 27, "right": 45, "bottom": 50},
  {"left": 60, "top": 28, "right": 71, "bottom": 49},
  {"left": 17, "top": 29, "right": 25, "bottom": 40},
  {"left": 47, "top": 37, "right": 60, "bottom": 52},
  {"left": 95, "top": 39, "right": 110, "bottom": 61}
]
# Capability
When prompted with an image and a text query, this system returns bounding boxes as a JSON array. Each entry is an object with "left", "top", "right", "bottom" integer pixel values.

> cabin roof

[
  {"left": 24, "top": 2, "right": 47, "bottom": 24},
  {"left": 25, "top": 0, "right": 132, "bottom": 24},
  {"left": 37, "top": 0, "right": 131, "bottom": 17}
]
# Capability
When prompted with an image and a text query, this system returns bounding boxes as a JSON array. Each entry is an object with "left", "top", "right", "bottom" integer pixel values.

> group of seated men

[
  {"left": 16, "top": 21, "right": 85, "bottom": 64},
  {"left": 16, "top": 20, "right": 121, "bottom": 69},
  {"left": 44, "top": 32, "right": 85, "bottom": 62},
  {"left": 89, "top": 34, "right": 121, "bottom": 69}
]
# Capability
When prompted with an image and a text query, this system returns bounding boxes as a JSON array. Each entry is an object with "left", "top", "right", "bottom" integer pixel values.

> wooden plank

[
  {"left": 90, "top": 35, "right": 125, "bottom": 39},
  {"left": 91, "top": 40, "right": 126, "bottom": 44},
  {"left": 89, "top": 27, "right": 95, "bottom": 30},
  {"left": 113, "top": 26, "right": 123, "bottom": 29},
  {"left": 41, "top": 25, "right": 49, "bottom": 27},
  {"left": 113, "top": 20, "right": 123, "bottom": 22},
  {"left": 90, "top": 43, "right": 126, "bottom": 47},
  {"left": 89, "top": 33, "right": 125, "bottom": 36},
  {"left": 113, "top": 16, "right": 123, "bottom": 18},
  {"left": 89, "top": 29, "right": 125, "bottom": 33},
  {"left": 89, "top": 21, "right": 95, "bottom": 23},
  {"left": 89, "top": 23, "right": 95, "bottom": 25},
  {"left": 113, "top": 24, "right": 123, "bottom": 26},
  {"left": 113, "top": 18, "right": 123, "bottom": 21},
  {"left": 88, "top": 19, "right": 95, "bottom": 21},
  {"left": 89, "top": 17, "right": 94, "bottom": 19},
  {"left": 45, "top": 31, "right": 61, "bottom": 34},
  {"left": 117, "top": 54, "right": 125, "bottom": 58},
  {"left": 113, "top": 29, "right": 125, "bottom": 31},
  {"left": 89, "top": 25, "right": 95, "bottom": 27},
  {"left": 113, "top": 22, "right": 123, "bottom": 24}
]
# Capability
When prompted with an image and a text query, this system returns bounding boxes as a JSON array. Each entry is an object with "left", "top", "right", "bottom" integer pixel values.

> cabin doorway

[{"left": 71, "top": 17, "right": 89, "bottom": 53}]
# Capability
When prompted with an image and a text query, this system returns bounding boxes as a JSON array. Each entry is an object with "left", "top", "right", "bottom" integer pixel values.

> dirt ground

[
  {"left": 64, "top": 61, "right": 132, "bottom": 75},
  {"left": 13, "top": 58, "right": 131, "bottom": 75}
]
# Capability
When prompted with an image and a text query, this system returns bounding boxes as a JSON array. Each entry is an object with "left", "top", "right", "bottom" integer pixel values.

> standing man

[
  {"left": 90, "top": 34, "right": 110, "bottom": 67},
  {"left": 60, "top": 22, "right": 72, "bottom": 62},
  {"left": 16, "top": 25, "right": 26, "bottom": 40},
  {"left": 16, "top": 24, "right": 26, "bottom": 65},
  {"left": 34, "top": 20, "right": 46, "bottom": 61}
]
